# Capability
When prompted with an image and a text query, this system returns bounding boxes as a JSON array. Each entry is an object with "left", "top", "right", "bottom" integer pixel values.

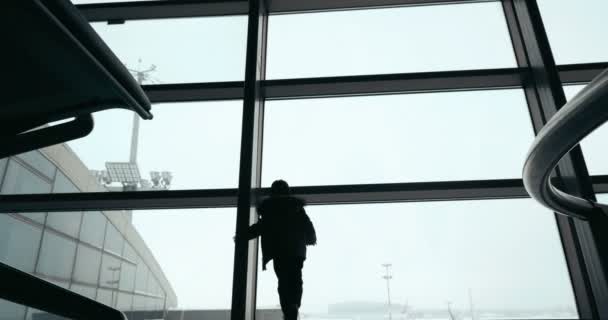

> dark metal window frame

[{"left": 2, "top": 0, "right": 607, "bottom": 319}]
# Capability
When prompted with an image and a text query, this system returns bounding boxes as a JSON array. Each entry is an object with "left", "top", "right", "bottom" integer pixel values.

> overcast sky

[{"left": 64, "top": 0, "right": 608, "bottom": 315}]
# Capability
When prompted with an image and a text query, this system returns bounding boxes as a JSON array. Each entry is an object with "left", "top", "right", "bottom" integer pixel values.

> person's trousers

[{"left": 273, "top": 257, "right": 305, "bottom": 320}]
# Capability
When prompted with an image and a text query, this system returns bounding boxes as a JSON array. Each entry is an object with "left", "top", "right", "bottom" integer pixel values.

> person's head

[{"left": 270, "top": 179, "right": 290, "bottom": 196}]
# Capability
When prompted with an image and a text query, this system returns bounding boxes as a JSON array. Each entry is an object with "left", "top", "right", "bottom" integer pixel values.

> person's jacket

[{"left": 246, "top": 196, "right": 317, "bottom": 270}]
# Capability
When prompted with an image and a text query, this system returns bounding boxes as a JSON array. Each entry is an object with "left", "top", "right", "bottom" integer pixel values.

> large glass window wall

[{"left": 2, "top": 0, "right": 608, "bottom": 319}]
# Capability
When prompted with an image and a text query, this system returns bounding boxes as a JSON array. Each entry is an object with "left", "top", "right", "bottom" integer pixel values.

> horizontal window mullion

[
  {"left": 141, "top": 69, "right": 524, "bottom": 102},
  {"left": 558, "top": 62, "right": 608, "bottom": 85},
  {"left": 143, "top": 82, "right": 244, "bottom": 103},
  {"left": 77, "top": 0, "right": 490, "bottom": 21},
  {"left": 135, "top": 65, "right": 608, "bottom": 102},
  {"left": 264, "top": 68, "right": 524, "bottom": 99},
  {"left": 0, "top": 179, "right": 530, "bottom": 212}
]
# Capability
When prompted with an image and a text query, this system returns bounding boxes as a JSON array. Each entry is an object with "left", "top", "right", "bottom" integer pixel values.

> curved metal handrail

[{"left": 523, "top": 68, "right": 608, "bottom": 220}]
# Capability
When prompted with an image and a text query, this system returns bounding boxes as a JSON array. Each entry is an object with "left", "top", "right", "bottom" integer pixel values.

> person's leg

[
  {"left": 273, "top": 259, "right": 289, "bottom": 319},
  {"left": 293, "top": 258, "right": 304, "bottom": 308},
  {"left": 281, "top": 258, "right": 304, "bottom": 320}
]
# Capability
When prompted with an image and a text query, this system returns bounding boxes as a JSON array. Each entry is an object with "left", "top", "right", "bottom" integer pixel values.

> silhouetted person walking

[{"left": 242, "top": 180, "right": 316, "bottom": 320}]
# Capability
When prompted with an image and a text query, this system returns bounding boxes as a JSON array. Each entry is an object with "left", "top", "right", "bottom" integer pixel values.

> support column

[
  {"left": 231, "top": 0, "right": 268, "bottom": 320},
  {"left": 502, "top": 0, "right": 608, "bottom": 317}
]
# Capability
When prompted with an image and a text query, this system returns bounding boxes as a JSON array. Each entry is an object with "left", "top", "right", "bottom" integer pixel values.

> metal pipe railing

[
  {"left": 523, "top": 68, "right": 608, "bottom": 219},
  {"left": 0, "top": 262, "right": 126, "bottom": 320}
]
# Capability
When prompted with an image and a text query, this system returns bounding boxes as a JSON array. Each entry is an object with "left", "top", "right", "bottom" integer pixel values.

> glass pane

[
  {"left": 26, "top": 308, "right": 69, "bottom": 320},
  {"left": 267, "top": 2, "right": 515, "bottom": 79},
  {"left": 0, "top": 214, "right": 42, "bottom": 273},
  {"left": 134, "top": 256, "right": 149, "bottom": 293},
  {"left": 96, "top": 288, "right": 115, "bottom": 307},
  {"left": 71, "top": 284, "right": 97, "bottom": 300},
  {"left": 19, "top": 212, "right": 47, "bottom": 224},
  {"left": 1, "top": 160, "right": 52, "bottom": 194},
  {"left": 117, "top": 293, "right": 134, "bottom": 312},
  {"left": 539, "top": 0, "right": 608, "bottom": 65},
  {"left": 45, "top": 212, "right": 82, "bottom": 238},
  {"left": 73, "top": 244, "right": 102, "bottom": 285},
  {"left": 14, "top": 151, "right": 56, "bottom": 179},
  {"left": 91, "top": 16, "right": 247, "bottom": 83},
  {"left": 132, "top": 295, "right": 147, "bottom": 311},
  {"left": 123, "top": 243, "right": 137, "bottom": 262},
  {"left": 46, "top": 172, "right": 83, "bottom": 237},
  {"left": 119, "top": 262, "right": 136, "bottom": 292},
  {"left": 79, "top": 211, "right": 107, "bottom": 248},
  {"left": 0, "top": 208, "right": 178, "bottom": 316},
  {"left": 0, "top": 159, "right": 6, "bottom": 185},
  {"left": 129, "top": 208, "right": 235, "bottom": 310},
  {"left": 104, "top": 223, "right": 124, "bottom": 255},
  {"left": 564, "top": 84, "right": 608, "bottom": 176},
  {"left": 263, "top": 89, "right": 533, "bottom": 185},
  {"left": 37, "top": 231, "right": 77, "bottom": 279},
  {"left": 256, "top": 199, "right": 578, "bottom": 319},
  {"left": 100, "top": 254, "right": 122, "bottom": 289},
  {"left": 0, "top": 298, "right": 26, "bottom": 320}
]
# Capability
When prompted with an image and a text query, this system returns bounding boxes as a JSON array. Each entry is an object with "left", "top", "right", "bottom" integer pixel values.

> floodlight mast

[
  {"left": 127, "top": 60, "right": 156, "bottom": 164},
  {"left": 90, "top": 60, "right": 172, "bottom": 191},
  {"left": 382, "top": 263, "right": 393, "bottom": 320}
]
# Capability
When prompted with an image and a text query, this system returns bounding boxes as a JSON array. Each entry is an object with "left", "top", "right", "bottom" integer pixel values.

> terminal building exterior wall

[{"left": 0, "top": 145, "right": 177, "bottom": 320}]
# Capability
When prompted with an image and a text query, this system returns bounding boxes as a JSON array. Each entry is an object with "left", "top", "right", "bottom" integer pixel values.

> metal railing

[
  {"left": 523, "top": 68, "right": 608, "bottom": 219},
  {"left": 0, "top": 262, "right": 126, "bottom": 320}
]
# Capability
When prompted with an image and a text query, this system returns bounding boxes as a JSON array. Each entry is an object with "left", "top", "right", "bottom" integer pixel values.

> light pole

[
  {"left": 468, "top": 288, "right": 475, "bottom": 320},
  {"left": 382, "top": 263, "right": 393, "bottom": 320},
  {"left": 127, "top": 61, "right": 156, "bottom": 164}
]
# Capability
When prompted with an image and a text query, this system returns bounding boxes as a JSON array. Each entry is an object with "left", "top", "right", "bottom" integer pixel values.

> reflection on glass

[
  {"left": 263, "top": 89, "right": 534, "bottom": 185},
  {"left": 538, "top": 0, "right": 608, "bottom": 65},
  {"left": 267, "top": 2, "right": 515, "bottom": 79},
  {"left": 256, "top": 199, "right": 578, "bottom": 319},
  {"left": 91, "top": 16, "right": 247, "bottom": 83}
]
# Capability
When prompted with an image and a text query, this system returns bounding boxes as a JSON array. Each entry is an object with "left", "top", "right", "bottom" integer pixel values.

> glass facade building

[
  {"left": 0, "top": 150, "right": 177, "bottom": 319},
  {"left": 2, "top": 0, "right": 608, "bottom": 319}
]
